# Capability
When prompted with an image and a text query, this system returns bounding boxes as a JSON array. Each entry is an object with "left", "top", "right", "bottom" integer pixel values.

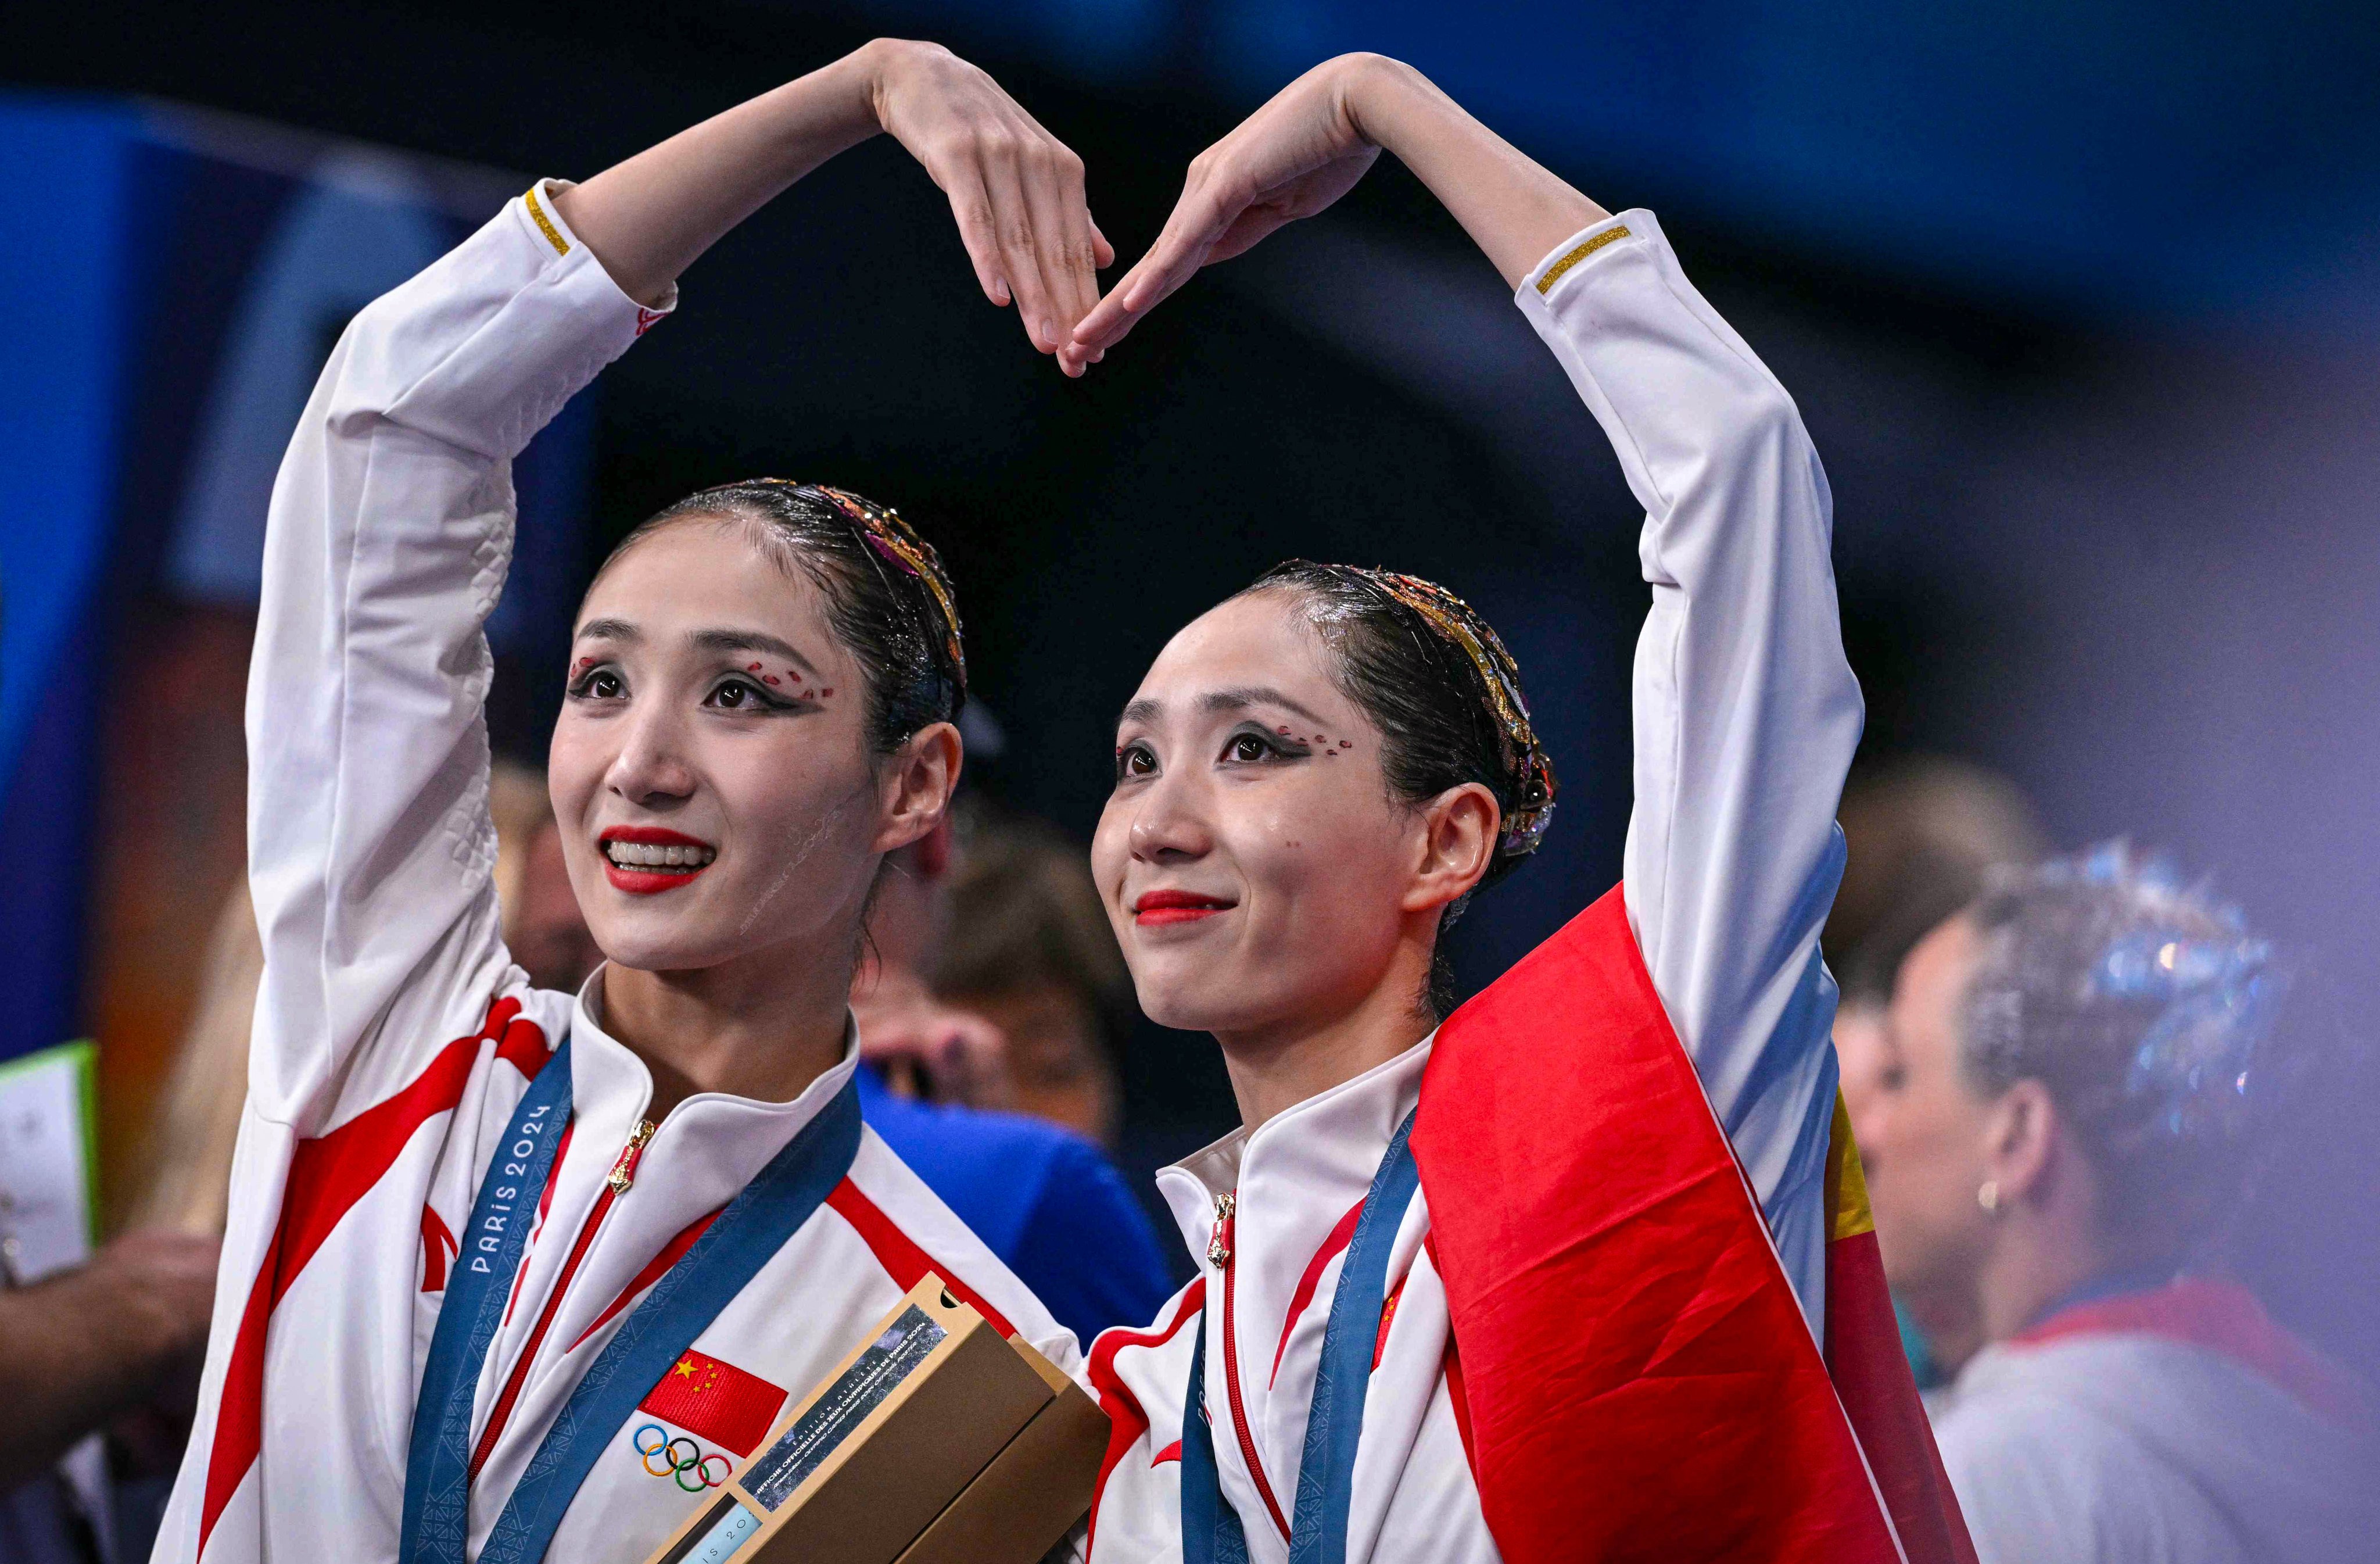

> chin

[
  {"left": 1132, "top": 967, "right": 1275, "bottom": 1037},
  {"left": 581, "top": 908, "right": 739, "bottom": 976}
]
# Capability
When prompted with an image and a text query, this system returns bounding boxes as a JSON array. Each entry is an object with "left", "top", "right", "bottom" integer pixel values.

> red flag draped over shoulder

[{"left": 1413, "top": 886, "right": 1974, "bottom": 1564}]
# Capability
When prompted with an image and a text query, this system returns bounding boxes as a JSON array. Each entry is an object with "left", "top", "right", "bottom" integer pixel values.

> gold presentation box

[{"left": 644, "top": 1275, "right": 1110, "bottom": 1564}]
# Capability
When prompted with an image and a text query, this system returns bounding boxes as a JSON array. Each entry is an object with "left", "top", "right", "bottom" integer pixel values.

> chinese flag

[
  {"left": 1413, "top": 886, "right": 1972, "bottom": 1563},
  {"left": 639, "top": 1350, "right": 787, "bottom": 1458},
  {"left": 1823, "top": 1096, "right": 1979, "bottom": 1564}
]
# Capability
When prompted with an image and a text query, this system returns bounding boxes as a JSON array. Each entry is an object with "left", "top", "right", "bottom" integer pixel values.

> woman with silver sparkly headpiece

[
  {"left": 1863, "top": 843, "right": 2377, "bottom": 1564},
  {"left": 1063, "top": 52, "right": 1966, "bottom": 1564}
]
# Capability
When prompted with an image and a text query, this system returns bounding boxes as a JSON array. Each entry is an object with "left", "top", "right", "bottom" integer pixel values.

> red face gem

[
  {"left": 820, "top": 688, "right": 833, "bottom": 697},
  {"left": 1340, "top": 740, "right": 1352, "bottom": 749},
  {"left": 763, "top": 675, "right": 780, "bottom": 685},
  {"left": 747, "top": 663, "right": 762, "bottom": 671}
]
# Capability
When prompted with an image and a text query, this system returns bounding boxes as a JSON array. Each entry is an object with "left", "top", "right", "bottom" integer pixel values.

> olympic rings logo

[{"left": 633, "top": 1423, "right": 734, "bottom": 1492}]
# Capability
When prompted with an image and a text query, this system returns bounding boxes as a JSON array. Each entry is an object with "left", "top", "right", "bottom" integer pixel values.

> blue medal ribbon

[
  {"left": 400, "top": 1039, "right": 863, "bottom": 1564},
  {"left": 401, "top": 1039, "right": 575, "bottom": 1564},
  {"left": 1182, "top": 1109, "right": 1421, "bottom": 1564}
]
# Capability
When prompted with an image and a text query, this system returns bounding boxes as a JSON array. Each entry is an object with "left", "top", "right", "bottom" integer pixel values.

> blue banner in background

[
  {"left": 0, "top": 96, "right": 595, "bottom": 1064},
  {"left": 0, "top": 101, "right": 145, "bottom": 1066}
]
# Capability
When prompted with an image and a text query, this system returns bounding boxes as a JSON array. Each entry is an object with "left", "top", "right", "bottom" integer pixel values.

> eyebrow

[
  {"left": 575, "top": 617, "right": 640, "bottom": 643},
  {"left": 690, "top": 628, "right": 818, "bottom": 676},
  {"left": 572, "top": 620, "right": 818, "bottom": 676},
  {"left": 1118, "top": 685, "right": 1330, "bottom": 730}
]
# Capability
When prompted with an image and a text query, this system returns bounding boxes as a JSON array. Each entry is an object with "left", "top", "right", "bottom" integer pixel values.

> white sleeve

[
  {"left": 1514, "top": 212, "right": 1861, "bottom": 1329},
  {"left": 245, "top": 180, "right": 663, "bottom": 1130}
]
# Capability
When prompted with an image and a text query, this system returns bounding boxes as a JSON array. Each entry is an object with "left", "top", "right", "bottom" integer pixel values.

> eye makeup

[{"left": 740, "top": 662, "right": 833, "bottom": 703}]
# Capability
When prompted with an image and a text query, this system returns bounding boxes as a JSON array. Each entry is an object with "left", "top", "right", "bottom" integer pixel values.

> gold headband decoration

[
  {"left": 759, "top": 481, "right": 967, "bottom": 699},
  {"left": 1360, "top": 567, "right": 1559, "bottom": 861}
]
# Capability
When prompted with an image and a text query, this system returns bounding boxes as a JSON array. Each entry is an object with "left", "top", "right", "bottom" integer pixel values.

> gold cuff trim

[
  {"left": 524, "top": 184, "right": 571, "bottom": 257},
  {"left": 1533, "top": 224, "right": 1630, "bottom": 296}
]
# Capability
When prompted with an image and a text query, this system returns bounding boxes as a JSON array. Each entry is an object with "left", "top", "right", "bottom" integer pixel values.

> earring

[{"left": 1977, "top": 1180, "right": 2001, "bottom": 1215}]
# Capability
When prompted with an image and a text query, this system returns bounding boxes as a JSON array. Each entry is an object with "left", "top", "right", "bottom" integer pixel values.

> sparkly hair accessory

[
  {"left": 762, "top": 480, "right": 967, "bottom": 697},
  {"left": 2057, "top": 845, "right": 2286, "bottom": 1145},
  {"left": 1361, "top": 568, "right": 1559, "bottom": 860}
]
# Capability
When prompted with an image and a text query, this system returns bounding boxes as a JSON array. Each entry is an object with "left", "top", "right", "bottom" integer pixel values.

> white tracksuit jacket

[
  {"left": 150, "top": 183, "right": 1080, "bottom": 1564},
  {"left": 1080, "top": 212, "right": 1863, "bottom": 1563}
]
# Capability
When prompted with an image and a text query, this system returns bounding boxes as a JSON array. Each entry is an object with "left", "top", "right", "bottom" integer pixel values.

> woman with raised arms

[
  {"left": 156, "top": 40, "right": 1113, "bottom": 1564},
  {"left": 1059, "top": 55, "right": 1972, "bottom": 1564}
]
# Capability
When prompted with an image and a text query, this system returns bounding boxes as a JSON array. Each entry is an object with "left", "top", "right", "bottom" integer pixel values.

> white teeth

[{"left": 603, "top": 840, "right": 716, "bottom": 871}]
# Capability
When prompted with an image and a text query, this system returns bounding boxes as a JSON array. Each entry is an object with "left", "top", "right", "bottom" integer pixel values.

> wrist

[
  {"left": 853, "top": 37, "right": 944, "bottom": 135},
  {"left": 1333, "top": 53, "right": 1427, "bottom": 152}
]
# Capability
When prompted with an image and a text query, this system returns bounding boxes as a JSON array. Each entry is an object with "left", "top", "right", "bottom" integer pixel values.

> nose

[
  {"left": 605, "top": 700, "right": 698, "bottom": 809},
  {"left": 1127, "top": 766, "right": 1214, "bottom": 865}
]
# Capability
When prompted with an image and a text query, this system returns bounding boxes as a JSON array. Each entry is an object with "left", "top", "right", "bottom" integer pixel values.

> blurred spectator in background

[
  {"left": 934, "top": 809, "right": 1131, "bottom": 1146},
  {"left": 2, "top": 893, "right": 241, "bottom": 1562},
  {"left": 1862, "top": 843, "right": 2377, "bottom": 1563},
  {"left": 850, "top": 816, "right": 1171, "bottom": 1341},
  {"left": 849, "top": 816, "right": 1014, "bottom": 1111},
  {"left": 0, "top": 1227, "right": 218, "bottom": 1562},
  {"left": 488, "top": 760, "right": 603, "bottom": 999},
  {"left": 1830, "top": 757, "right": 2048, "bottom": 1386}
]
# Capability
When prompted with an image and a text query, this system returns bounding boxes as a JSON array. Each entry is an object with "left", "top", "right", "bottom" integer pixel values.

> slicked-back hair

[
  {"left": 595, "top": 480, "right": 964, "bottom": 756},
  {"left": 1238, "top": 563, "right": 1540, "bottom": 1016}
]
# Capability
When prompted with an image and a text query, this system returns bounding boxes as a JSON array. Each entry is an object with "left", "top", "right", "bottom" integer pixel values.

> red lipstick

[
  {"left": 1132, "top": 889, "right": 1236, "bottom": 926},
  {"left": 597, "top": 826, "right": 717, "bottom": 895}
]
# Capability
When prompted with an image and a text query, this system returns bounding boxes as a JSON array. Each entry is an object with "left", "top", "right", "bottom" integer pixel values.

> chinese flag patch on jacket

[{"left": 637, "top": 1350, "right": 787, "bottom": 1458}]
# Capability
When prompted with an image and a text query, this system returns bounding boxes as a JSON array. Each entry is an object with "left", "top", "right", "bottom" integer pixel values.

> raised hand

[
  {"left": 1062, "top": 56, "right": 1382, "bottom": 371},
  {"left": 1062, "top": 53, "right": 1609, "bottom": 373},
  {"left": 872, "top": 41, "right": 1116, "bottom": 366},
  {"left": 550, "top": 40, "right": 1111, "bottom": 367}
]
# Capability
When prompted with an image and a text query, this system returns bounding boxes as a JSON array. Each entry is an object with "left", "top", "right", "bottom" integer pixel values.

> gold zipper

[{"left": 606, "top": 1119, "right": 657, "bottom": 1196}]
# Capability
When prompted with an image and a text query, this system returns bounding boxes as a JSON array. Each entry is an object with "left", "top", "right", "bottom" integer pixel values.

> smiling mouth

[
  {"left": 599, "top": 828, "right": 718, "bottom": 894},
  {"left": 1133, "top": 889, "right": 1236, "bottom": 926}
]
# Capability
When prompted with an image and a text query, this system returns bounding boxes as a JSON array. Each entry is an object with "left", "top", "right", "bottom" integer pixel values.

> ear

[
  {"left": 1981, "top": 1078, "right": 2059, "bottom": 1208},
  {"left": 1400, "top": 782, "right": 1500, "bottom": 915},
  {"left": 872, "top": 721, "right": 964, "bottom": 855}
]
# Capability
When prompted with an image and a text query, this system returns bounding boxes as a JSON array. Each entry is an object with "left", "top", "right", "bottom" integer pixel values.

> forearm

[
  {"left": 1342, "top": 57, "right": 1610, "bottom": 291},
  {"left": 0, "top": 1265, "right": 198, "bottom": 1485},
  {"left": 550, "top": 42, "right": 892, "bottom": 306}
]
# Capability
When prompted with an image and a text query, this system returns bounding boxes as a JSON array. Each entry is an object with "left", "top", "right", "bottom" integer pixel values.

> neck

[
  {"left": 1213, "top": 941, "right": 1438, "bottom": 1129},
  {"left": 1898, "top": 1279, "right": 1987, "bottom": 1378},
  {"left": 598, "top": 939, "right": 856, "bottom": 1122},
  {"left": 1973, "top": 1211, "right": 2160, "bottom": 1343}
]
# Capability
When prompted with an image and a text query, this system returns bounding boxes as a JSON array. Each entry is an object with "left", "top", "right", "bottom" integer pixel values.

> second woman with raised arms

[{"left": 1066, "top": 53, "right": 1966, "bottom": 1564}]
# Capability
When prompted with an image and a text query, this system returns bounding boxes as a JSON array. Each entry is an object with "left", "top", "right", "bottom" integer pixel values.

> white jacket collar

[
  {"left": 571, "top": 963, "right": 863, "bottom": 1193},
  {"left": 1154, "top": 1030, "right": 1435, "bottom": 1267}
]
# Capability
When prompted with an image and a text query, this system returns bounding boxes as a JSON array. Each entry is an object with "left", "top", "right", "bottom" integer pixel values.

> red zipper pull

[
  {"left": 606, "top": 1119, "right": 656, "bottom": 1196},
  {"left": 1208, "top": 1190, "right": 1236, "bottom": 1269}
]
